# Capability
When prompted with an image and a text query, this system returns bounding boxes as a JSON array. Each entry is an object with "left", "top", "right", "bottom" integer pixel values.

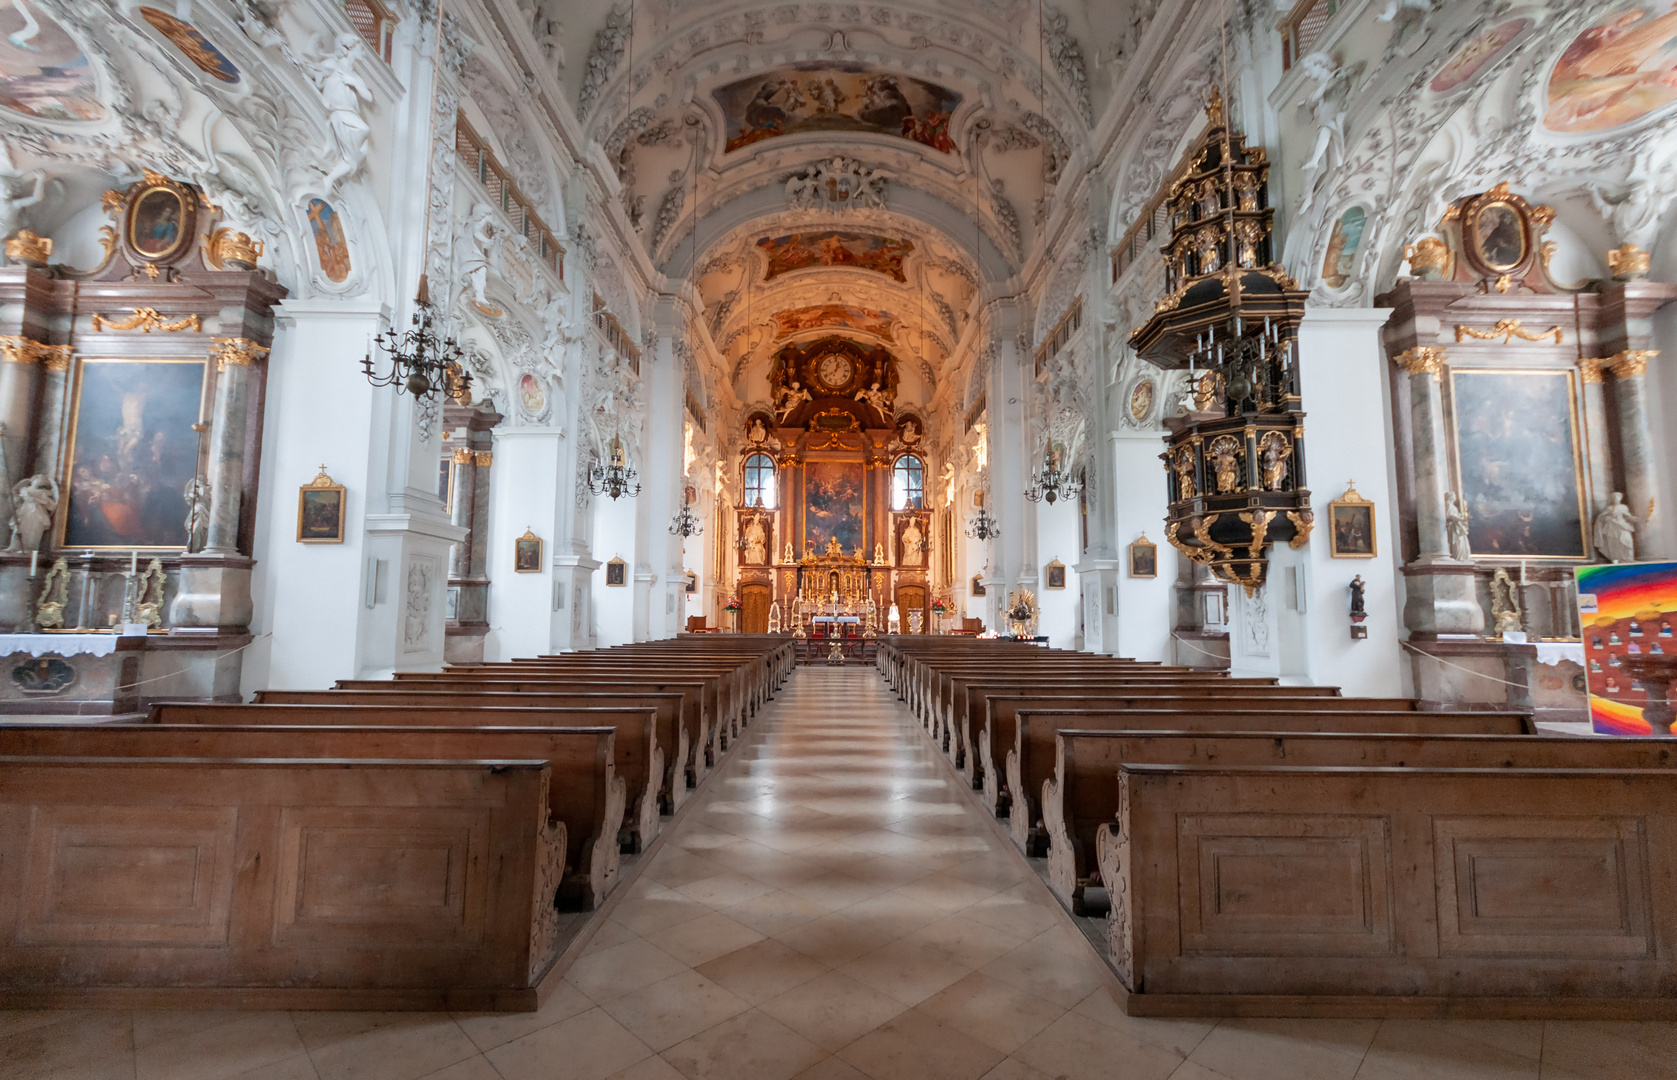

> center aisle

[{"left": 486, "top": 665, "right": 1170, "bottom": 1080}]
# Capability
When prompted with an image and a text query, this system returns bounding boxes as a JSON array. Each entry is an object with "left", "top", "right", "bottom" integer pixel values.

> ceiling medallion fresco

[
  {"left": 138, "top": 7, "right": 241, "bottom": 84},
  {"left": 0, "top": 0, "right": 103, "bottom": 121},
  {"left": 1429, "top": 15, "right": 1529, "bottom": 95},
  {"left": 1546, "top": 4, "right": 1677, "bottom": 133},
  {"left": 773, "top": 304, "right": 895, "bottom": 341},
  {"left": 714, "top": 63, "right": 961, "bottom": 154},
  {"left": 757, "top": 231, "right": 914, "bottom": 282}
]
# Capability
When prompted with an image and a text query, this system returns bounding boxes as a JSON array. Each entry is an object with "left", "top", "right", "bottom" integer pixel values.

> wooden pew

[
  {"left": 1046, "top": 730, "right": 1676, "bottom": 915},
  {"left": 1006, "top": 706, "right": 1531, "bottom": 853},
  {"left": 259, "top": 688, "right": 694, "bottom": 813},
  {"left": 151, "top": 702, "right": 652, "bottom": 899},
  {"left": 2, "top": 722, "right": 626, "bottom": 909},
  {"left": 0, "top": 755, "right": 565, "bottom": 1010},
  {"left": 968, "top": 689, "right": 1418, "bottom": 815},
  {"left": 1098, "top": 763, "right": 1677, "bottom": 1016}
]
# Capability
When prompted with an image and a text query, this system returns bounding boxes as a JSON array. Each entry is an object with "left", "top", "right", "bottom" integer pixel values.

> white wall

[
  {"left": 483, "top": 430, "right": 563, "bottom": 660},
  {"left": 592, "top": 493, "right": 637, "bottom": 645},
  {"left": 1110, "top": 429, "right": 1178, "bottom": 662},
  {"left": 243, "top": 300, "right": 384, "bottom": 694},
  {"left": 1034, "top": 498, "right": 1080, "bottom": 647}
]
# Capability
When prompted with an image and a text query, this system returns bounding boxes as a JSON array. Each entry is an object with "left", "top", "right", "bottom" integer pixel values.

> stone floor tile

[
  {"left": 1070, "top": 989, "right": 1215, "bottom": 1059},
  {"left": 484, "top": 1007, "right": 653, "bottom": 1080},
  {"left": 1184, "top": 1019, "right": 1381, "bottom": 1080},
  {"left": 674, "top": 871, "right": 776, "bottom": 909},
  {"left": 641, "top": 910, "right": 766, "bottom": 967},
  {"left": 909, "top": 913, "right": 1034, "bottom": 969},
  {"left": 839, "top": 939, "right": 973, "bottom": 1007},
  {"left": 1352, "top": 1018, "right": 1538, "bottom": 1080},
  {"left": 597, "top": 969, "right": 751, "bottom": 1053},
  {"left": 758, "top": 970, "right": 911, "bottom": 1052},
  {"left": 978, "top": 1059, "right": 1059, "bottom": 1080},
  {"left": 234, "top": 1054, "right": 323, "bottom": 1080},
  {"left": 411, "top": 1057, "right": 497, "bottom": 1080},
  {"left": 130, "top": 1009, "right": 250, "bottom": 1050},
  {"left": 1540, "top": 1020, "right": 1677, "bottom": 1080},
  {"left": 791, "top": 1056, "right": 871, "bottom": 1080},
  {"left": 693, "top": 937, "right": 829, "bottom": 1004},
  {"left": 782, "top": 871, "right": 885, "bottom": 912},
  {"left": 452, "top": 981, "right": 596, "bottom": 1054},
  {"left": 775, "top": 911, "right": 896, "bottom": 967},
  {"left": 602, "top": 1056, "right": 689, "bottom": 1080},
  {"left": 835, "top": 1008, "right": 1005, "bottom": 1080},
  {"left": 722, "top": 888, "right": 833, "bottom": 936},
  {"left": 565, "top": 939, "right": 691, "bottom": 1003},
  {"left": 1011, "top": 1012, "right": 1186, "bottom": 1080},
  {"left": 978, "top": 934, "right": 1109, "bottom": 1010},
  {"left": 608, "top": 887, "right": 712, "bottom": 938},
  {"left": 913, "top": 972, "right": 1067, "bottom": 1055},
  {"left": 660, "top": 1009, "right": 826, "bottom": 1080},
  {"left": 135, "top": 1012, "right": 304, "bottom": 1080},
  {"left": 305, "top": 1014, "right": 479, "bottom": 1080}
]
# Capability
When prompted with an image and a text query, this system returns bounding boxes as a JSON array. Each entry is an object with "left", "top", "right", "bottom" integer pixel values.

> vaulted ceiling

[{"left": 547, "top": 0, "right": 1136, "bottom": 418}]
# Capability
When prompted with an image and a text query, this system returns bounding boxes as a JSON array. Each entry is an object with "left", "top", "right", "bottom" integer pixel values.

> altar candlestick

[
  {"left": 29, "top": 550, "right": 37, "bottom": 577},
  {"left": 130, "top": 550, "right": 138, "bottom": 574}
]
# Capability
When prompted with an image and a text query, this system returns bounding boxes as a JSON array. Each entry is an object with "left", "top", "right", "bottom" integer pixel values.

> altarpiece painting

[{"left": 804, "top": 460, "right": 864, "bottom": 555}]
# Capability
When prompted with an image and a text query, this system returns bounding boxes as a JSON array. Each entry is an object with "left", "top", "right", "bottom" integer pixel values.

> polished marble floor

[{"left": 4, "top": 667, "right": 1675, "bottom": 1080}]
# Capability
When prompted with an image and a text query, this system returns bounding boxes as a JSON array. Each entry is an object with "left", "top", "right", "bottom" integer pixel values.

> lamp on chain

[
  {"left": 588, "top": 435, "right": 641, "bottom": 500},
  {"left": 1024, "top": 444, "right": 1081, "bottom": 505},
  {"left": 362, "top": 275, "right": 472, "bottom": 403}
]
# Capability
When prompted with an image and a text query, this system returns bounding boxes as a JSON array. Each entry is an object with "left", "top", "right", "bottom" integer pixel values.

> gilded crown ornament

[
  {"left": 1607, "top": 243, "right": 1651, "bottom": 282},
  {"left": 5, "top": 229, "right": 51, "bottom": 267}
]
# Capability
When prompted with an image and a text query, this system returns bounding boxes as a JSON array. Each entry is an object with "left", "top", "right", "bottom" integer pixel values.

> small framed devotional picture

[
  {"left": 297, "top": 467, "right": 346, "bottom": 543},
  {"left": 514, "top": 528, "right": 543, "bottom": 573},
  {"left": 1330, "top": 481, "right": 1377, "bottom": 558},
  {"left": 606, "top": 557, "right": 628, "bottom": 587},
  {"left": 1129, "top": 535, "right": 1158, "bottom": 578},
  {"left": 1044, "top": 559, "right": 1067, "bottom": 590},
  {"left": 970, "top": 575, "right": 986, "bottom": 597}
]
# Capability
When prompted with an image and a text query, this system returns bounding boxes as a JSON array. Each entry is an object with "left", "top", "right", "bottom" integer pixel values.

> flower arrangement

[
  {"left": 931, "top": 597, "right": 948, "bottom": 614},
  {"left": 724, "top": 594, "right": 741, "bottom": 612}
]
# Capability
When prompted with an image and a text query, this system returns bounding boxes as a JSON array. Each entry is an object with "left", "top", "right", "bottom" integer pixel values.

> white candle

[
  {"left": 29, "top": 550, "right": 37, "bottom": 577},
  {"left": 130, "top": 550, "right": 138, "bottom": 574},
  {"left": 1520, "top": 560, "right": 1528, "bottom": 585}
]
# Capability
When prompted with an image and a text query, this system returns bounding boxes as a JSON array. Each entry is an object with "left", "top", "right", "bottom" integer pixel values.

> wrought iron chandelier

[
  {"left": 588, "top": 435, "right": 641, "bottom": 500},
  {"left": 362, "top": 275, "right": 472, "bottom": 403},
  {"left": 1024, "top": 446, "right": 1081, "bottom": 505},
  {"left": 966, "top": 501, "right": 1000, "bottom": 541},
  {"left": 669, "top": 502, "right": 702, "bottom": 537}
]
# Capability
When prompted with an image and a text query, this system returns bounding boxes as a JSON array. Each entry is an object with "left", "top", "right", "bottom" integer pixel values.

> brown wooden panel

[{"left": 18, "top": 806, "right": 237, "bottom": 946}]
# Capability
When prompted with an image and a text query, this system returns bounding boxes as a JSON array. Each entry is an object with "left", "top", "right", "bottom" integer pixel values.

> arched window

[
  {"left": 743, "top": 453, "right": 778, "bottom": 509},
  {"left": 891, "top": 454, "right": 925, "bottom": 511}
]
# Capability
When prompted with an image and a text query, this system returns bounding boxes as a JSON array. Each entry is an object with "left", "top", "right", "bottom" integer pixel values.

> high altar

[{"left": 731, "top": 335, "right": 938, "bottom": 635}]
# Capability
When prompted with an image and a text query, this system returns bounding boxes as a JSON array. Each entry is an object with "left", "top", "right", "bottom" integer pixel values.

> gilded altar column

[
  {"left": 203, "top": 337, "right": 268, "bottom": 554},
  {"left": 1606, "top": 350, "right": 1668, "bottom": 559},
  {"left": 449, "top": 446, "right": 476, "bottom": 576},
  {"left": 0, "top": 337, "right": 65, "bottom": 495},
  {"left": 1577, "top": 357, "right": 1613, "bottom": 524},
  {"left": 468, "top": 449, "right": 492, "bottom": 577}
]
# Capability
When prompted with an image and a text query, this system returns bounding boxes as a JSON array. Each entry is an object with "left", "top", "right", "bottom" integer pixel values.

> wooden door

[
  {"left": 741, "top": 584, "right": 772, "bottom": 634},
  {"left": 896, "top": 585, "right": 926, "bottom": 633}
]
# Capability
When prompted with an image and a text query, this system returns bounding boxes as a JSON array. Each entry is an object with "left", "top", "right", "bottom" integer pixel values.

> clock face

[{"left": 815, "top": 354, "right": 854, "bottom": 390}]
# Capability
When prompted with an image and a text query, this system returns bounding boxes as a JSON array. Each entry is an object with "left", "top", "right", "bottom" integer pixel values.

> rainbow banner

[{"left": 1576, "top": 561, "right": 1677, "bottom": 735}]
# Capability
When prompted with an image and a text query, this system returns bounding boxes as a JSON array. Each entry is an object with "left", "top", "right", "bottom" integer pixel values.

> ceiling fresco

[
  {"left": 773, "top": 303, "right": 896, "bottom": 341},
  {"left": 0, "top": 1, "right": 103, "bottom": 121},
  {"left": 757, "top": 231, "right": 915, "bottom": 282},
  {"left": 713, "top": 63, "right": 961, "bottom": 153}
]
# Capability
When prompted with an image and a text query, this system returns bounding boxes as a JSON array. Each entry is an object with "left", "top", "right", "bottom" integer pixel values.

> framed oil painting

[
  {"left": 63, "top": 358, "right": 207, "bottom": 549},
  {"left": 1319, "top": 205, "right": 1367, "bottom": 289},
  {"left": 0, "top": 1, "right": 105, "bottom": 122},
  {"left": 606, "top": 557, "right": 627, "bottom": 587},
  {"left": 297, "top": 467, "right": 346, "bottom": 543},
  {"left": 1449, "top": 369, "right": 1587, "bottom": 558},
  {"left": 1129, "top": 536, "right": 1158, "bottom": 578},
  {"left": 514, "top": 528, "right": 543, "bottom": 573},
  {"left": 970, "top": 575, "right": 986, "bottom": 597},
  {"left": 1329, "top": 482, "right": 1377, "bottom": 558},
  {"left": 684, "top": 569, "right": 698, "bottom": 594},
  {"left": 1044, "top": 560, "right": 1067, "bottom": 590},
  {"left": 1465, "top": 197, "right": 1527, "bottom": 273},
  {"left": 127, "top": 180, "right": 194, "bottom": 264},
  {"left": 1547, "top": 4, "right": 1677, "bottom": 134},
  {"left": 804, "top": 459, "right": 865, "bottom": 555}
]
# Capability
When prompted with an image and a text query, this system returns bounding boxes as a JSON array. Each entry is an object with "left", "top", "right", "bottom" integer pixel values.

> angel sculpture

[
  {"left": 1593, "top": 492, "right": 1638, "bottom": 564},
  {"left": 312, "top": 34, "right": 374, "bottom": 192},
  {"left": 1444, "top": 491, "right": 1472, "bottom": 562},
  {"left": 854, "top": 381, "right": 893, "bottom": 416},
  {"left": 777, "top": 380, "right": 811, "bottom": 421},
  {"left": 184, "top": 475, "right": 211, "bottom": 553},
  {"left": 8, "top": 473, "right": 57, "bottom": 552}
]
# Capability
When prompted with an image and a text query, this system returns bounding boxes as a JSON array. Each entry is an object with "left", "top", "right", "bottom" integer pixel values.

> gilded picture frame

[
  {"left": 514, "top": 528, "right": 543, "bottom": 573},
  {"left": 297, "top": 467, "right": 346, "bottom": 543},
  {"left": 1129, "top": 536, "right": 1158, "bottom": 578},
  {"left": 1328, "top": 482, "right": 1377, "bottom": 558},
  {"left": 1044, "top": 559, "right": 1067, "bottom": 590},
  {"left": 606, "top": 557, "right": 628, "bottom": 587},
  {"left": 970, "top": 575, "right": 986, "bottom": 597},
  {"left": 124, "top": 174, "right": 198, "bottom": 267}
]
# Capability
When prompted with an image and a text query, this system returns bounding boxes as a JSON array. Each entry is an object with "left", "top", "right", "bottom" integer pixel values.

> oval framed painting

[
  {"left": 126, "top": 181, "right": 195, "bottom": 264},
  {"left": 1466, "top": 199, "right": 1527, "bottom": 273},
  {"left": 1128, "top": 378, "right": 1154, "bottom": 423},
  {"left": 518, "top": 372, "right": 546, "bottom": 417},
  {"left": 138, "top": 7, "right": 240, "bottom": 85},
  {"left": 305, "top": 198, "right": 351, "bottom": 283},
  {"left": 1430, "top": 17, "right": 1530, "bottom": 95},
  {"left": 0, "top": 0, "right": 105, "bottom": 122}
]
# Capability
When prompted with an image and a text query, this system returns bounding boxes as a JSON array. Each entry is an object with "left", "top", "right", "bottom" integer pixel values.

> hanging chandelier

[
  {"left": 588, "top": 435, "right": 641, "bottom": 500},
  {"left": 966, "top": 501, "right": 1000, "bottom": 541},
  {"left": 669, "top": 502, "right": 702, "bottom": 537},
  {"left": 1024, "top": 446, "right": 1081, "bottom": 505},
  {"left": 362, "top": 275, "right": 472, "bottom": 402}
]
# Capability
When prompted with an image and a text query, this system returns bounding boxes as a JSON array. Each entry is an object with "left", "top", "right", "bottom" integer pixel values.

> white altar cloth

[{"left": 0, "top": 633, "right": 120, "bottom": 658}]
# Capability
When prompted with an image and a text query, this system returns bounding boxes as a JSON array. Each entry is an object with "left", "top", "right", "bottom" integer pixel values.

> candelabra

[
  {"left": 966, "top": 504, "right": 1000, "bottom": 540},
  {"left": 1024, "top": 446, "right": 1082, "bottom": 505},
  {"left": 669, "top": 502, "right": 701, "bottom": 537},
  {"left": 588, "top": 435, "right": 641, "bottom": 500},
  {"left": 362, "top": 275, "right": 472, "bottom": 403}
]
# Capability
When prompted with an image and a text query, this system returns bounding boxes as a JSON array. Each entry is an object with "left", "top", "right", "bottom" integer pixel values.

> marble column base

[
  {"left": 168, "top": 556, "right": 255, "bottom": 630},
  {"left": 0, "top": 563, "right": 37, "bottom": 631},
  {"left": 1402, "top": 559, "right": 1485, "bottom": 635}
]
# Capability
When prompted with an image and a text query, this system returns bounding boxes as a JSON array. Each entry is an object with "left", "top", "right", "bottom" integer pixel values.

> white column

[
  {"left": 484, "top": 429, "right": 565, "bottom": 660},
  {"left": 987, "top": 301, "right": 1033, "bottom": 627},
  {"left": 1109, "top": 428, "right": 1177, "bottom": 661}
]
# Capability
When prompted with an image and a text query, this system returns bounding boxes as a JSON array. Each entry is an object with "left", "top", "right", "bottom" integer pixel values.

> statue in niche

[
  {"left": 183, "top": 475, "right": 211, "bottom": 553},
  {"left": 311, "top": 34, "right": 374, "bottom": 193},
  {"left": 1593, "top": 492, "right": 1637, "bottom": 564},
  {"left": 1444, "top": 491, "right": 1472, "bottom": 562},
  {"left": 900, "top": 518, "right": 924, "bottom": 567},
  {"left": 748, "top": 418, "right": 767, "bottom": 444},
  {"left": 7, "top": 474, "right": 57, "bottom": 552},
  {"left": 1172, "top": 449, "right": 1197, "bottom": 499},
  {"left": 744, "top": 515, "right": 767, "bottom": 565}
]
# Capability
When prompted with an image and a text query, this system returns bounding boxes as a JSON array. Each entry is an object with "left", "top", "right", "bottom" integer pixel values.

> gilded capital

[
  {"left": 452, "top": 447, "right": 474, "bottom": 465},
  {"left": 0, "top": 335, "right": 70, "bottom": 367},
  {"left": 1609, "top": 349, "right": 1656, "bottom": 379},
  {"left": 1577, "top": 357, "right": 1610, "bottom": 384},
  {"left": 4, "top": 229, "right": 51, "bottom": 266},
  {"left": 1393, "top": 346, "right": 1447, "bottom": 381},
  {"left": 472, "top": 450, "right": 493, "bottom": 468},
  {"left": 210, "top": 336, "right": 270, "bottom": 371}
]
